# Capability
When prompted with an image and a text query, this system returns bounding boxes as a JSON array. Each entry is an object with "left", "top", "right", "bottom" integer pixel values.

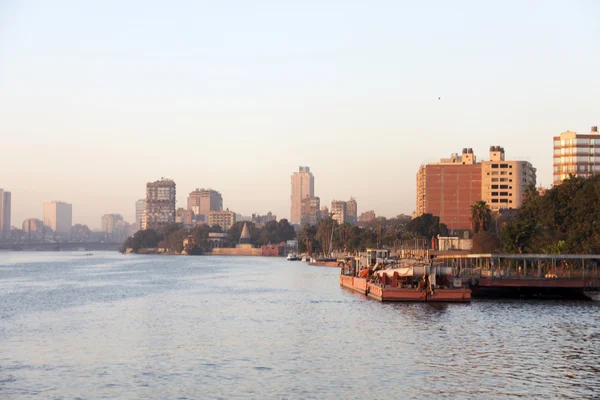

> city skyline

[{"left": 2, "top": 2, "right": 599, "bottom": 228}]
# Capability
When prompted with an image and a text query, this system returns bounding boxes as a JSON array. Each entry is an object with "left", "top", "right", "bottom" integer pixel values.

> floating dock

[{"left": 433, "top": 253, "right": 600, "bottom": 299}]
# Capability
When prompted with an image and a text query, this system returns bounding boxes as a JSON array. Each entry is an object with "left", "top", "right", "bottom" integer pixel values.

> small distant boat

[
  {"left": 287, "top": 253, "right": 298, "bottom": 261},
  {"left": 301, "top": 255, "right": 310, "bottom": 262},
  {"left": 83, "top": 253, "right": 94, "bottom": 256}
]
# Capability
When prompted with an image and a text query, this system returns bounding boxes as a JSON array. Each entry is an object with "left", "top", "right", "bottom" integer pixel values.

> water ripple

[{"left": 0, "top": 251, "right": 599, "bottom": 399}]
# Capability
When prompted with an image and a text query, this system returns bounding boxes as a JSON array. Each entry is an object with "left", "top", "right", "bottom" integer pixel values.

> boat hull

[
  {"left": 340, "top": 276, "right": 471, "bottom": 302},
  {"left": 340, "top": 276, "right": 368, "bottom": 295}
]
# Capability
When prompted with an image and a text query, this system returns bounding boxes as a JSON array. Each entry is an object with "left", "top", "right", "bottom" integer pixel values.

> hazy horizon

[{"left": 2, "top": 1, "right": 599, "bottom": 229}]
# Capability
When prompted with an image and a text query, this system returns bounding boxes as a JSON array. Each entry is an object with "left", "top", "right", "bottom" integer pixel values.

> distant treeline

[
  {"left": 501, "top": 175, "right": 600, "bottom": 254},
  {"left": 122, "top": 219, "right": 296, "bottom": 254}
]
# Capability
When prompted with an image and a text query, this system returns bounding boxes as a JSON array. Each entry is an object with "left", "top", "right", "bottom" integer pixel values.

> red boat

[{"left": 339, "top": 253, "right": 471, "bottom": 302}]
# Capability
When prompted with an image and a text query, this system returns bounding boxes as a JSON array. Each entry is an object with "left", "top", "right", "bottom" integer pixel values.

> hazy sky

[{"left": 2, "top": 1, "right": 599, "bottom": 229}]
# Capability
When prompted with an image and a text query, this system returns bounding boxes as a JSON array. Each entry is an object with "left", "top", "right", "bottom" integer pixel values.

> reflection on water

[{"left": 0, "top": 252, "right": 599, "bottom": 399}]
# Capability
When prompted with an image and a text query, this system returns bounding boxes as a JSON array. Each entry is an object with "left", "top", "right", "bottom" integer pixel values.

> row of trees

[
  {"left": 296, "top": 213, "right": 447, "bottom": 255},
  {"left": 501, "top": 176, "right": 600, "bottom": 254},
  {"left": 469, "top": 175, "right": 600, "bottom": 254},
  {"left": 122, "top": 219, "right": 296, "bottom": 254}
]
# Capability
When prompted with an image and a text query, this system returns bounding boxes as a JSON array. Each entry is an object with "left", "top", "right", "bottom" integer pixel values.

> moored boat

[
  {"left": 286, "top": 253, "right": 298, "bottom": 261},
  {"left": 339, "top": 251, "right": 471, "bottom": 302}
]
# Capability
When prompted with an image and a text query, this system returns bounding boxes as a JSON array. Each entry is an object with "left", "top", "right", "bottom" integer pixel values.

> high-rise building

[
  {"left": 321, "top": 206, "right": 329, "bottom": 219},
  {"left": 101, "top": 214, "right": 124, "bottom": 233},
  {"left": 416, "top": 147, "right": 536, "bottom": 231},
  {"left": 208, "top": 209, "right": 236, "bottom": 231},
  {"left": 187, "top": 189, "right": 223, "bottom": 220},
  {"left": 301, "top": 196, "right": 321, "bottom": 226},
  {"left": 144, "top": 178, "right": 176, "bottom": 230},
  {"left": 553, "top": 126, "right": 600, "bottom": 185},
  {"left": 331, "top": 200, "right": 347, "bottom": 225},
  {"left": 0, "top": 189, "right": 11, "bottom": 238},
  {"left": 346, "top": 197, "right": 358, "bottom": 225},
  {"left": 481, "top": 147, "right": 536, "bottom": 212},
  {"left": 290, "top": 166, "right": 314, "bottom": 224},
  {"left": 135, "top": 199, "right": 145, "bottom": 231},
  {"left": 43, "top": 201, "right": 72, "bottom": 235}
]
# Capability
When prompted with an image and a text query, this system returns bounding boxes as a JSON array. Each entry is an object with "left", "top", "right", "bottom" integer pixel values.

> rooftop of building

[{"left": 554, "top": 126, "right": 599, "bottom": 139}]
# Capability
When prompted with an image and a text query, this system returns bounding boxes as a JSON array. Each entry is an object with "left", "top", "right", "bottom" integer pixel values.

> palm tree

[{"left": 470, "top": 201, "right": 492, "bottom": 233}]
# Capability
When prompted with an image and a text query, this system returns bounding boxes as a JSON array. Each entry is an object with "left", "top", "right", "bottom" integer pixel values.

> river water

[{"left": 0, "top": 252, "right": 598, "bottom": 399}]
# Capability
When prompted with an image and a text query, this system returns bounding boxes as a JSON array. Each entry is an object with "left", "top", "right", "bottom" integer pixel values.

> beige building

[
  {"left": 0, "top": 189, "right": 11, "bottom": 238},
  {"left": 187, "top": 189, "right": 223, "bottom": 219},
  {"left": 481, "top": 147, "right": 537, "bottom": 212},
  {"left": 359, "top": 210, "right": 376, "bottom": 224},
  {"left": 301, "top": 196, "right": 320, "bottom": 226},
  {"left": 331, "top": 200, "right": 347, "bottom": 225},
  {"left": 209, "top": 209, "right": 236, "bottom": 231},
  {"left": 321, "top": 206, "right": 329, "bottom": 219},
  {"left": 144, "top": 178, "right": 176, "bottom": 230},
  {"left": 101, "top": 214, "right": 124, "bottom": 233},
  {"left": 43, "top": 201, "right": 72, "bottom": 235},
  {"left": 290, "top": 166, "right": 314, "bottom": 224},
  {"left": 553, "top": 126, "right": 600, "bottom": 185}
]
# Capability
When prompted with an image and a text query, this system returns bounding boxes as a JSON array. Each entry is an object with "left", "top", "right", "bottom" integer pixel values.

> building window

[
  {"left": 492, "top": 164, "right": 498, "bottom": 168},
  {"left": 500, "top": 164, "right": 508, "bottom": 168},
  {"left": 492, "top": 178, "right": 499, "bottom": 182},
  {"left": 492, "top": 199, "right": 499, "bottom": 203},
  {"left": 492, "top": 185, "right": 498, "bottom": 189},
  {"left": 500, "top": 199, "right": 509, "bottom": 203},
  {"left": 491, "top": 192, "right": 498, "bottom": 196},
  {"left": 500, "top": 185, "right": 508, "bottom": 189}
]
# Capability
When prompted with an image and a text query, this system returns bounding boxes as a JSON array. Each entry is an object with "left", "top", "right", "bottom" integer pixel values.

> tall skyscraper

[
  {"left": 0, "top": 189, "right": 11, "bottom": 238},
  {"left": 331, "top": 200, "right": 347, "bottom": 225},
  {"left": 187, "top": 189, "right": 223, "bottom": 219},
  {"left": 346, "top": 197, "right": 358, "bottom": 225},
  {"left": 43, "top": 201, "right": 73, "bottom": 235},
  {"left": 144, "top": 178, "right": 176, "bottom": 230},
  {"left": 135, "top": 199, "right": 145, "bottom": 231},
  {"left": 301, "top": 196, "right": 321, "bottom": 226},
  {"left": 290, "top": 166, "right": 314, "bottom": 224},
  {"left": 416, "top": 146, "right": 536, "bottom": 230},
  {"left": 553, "top": 126, "right": 600, "bottom": 185}
]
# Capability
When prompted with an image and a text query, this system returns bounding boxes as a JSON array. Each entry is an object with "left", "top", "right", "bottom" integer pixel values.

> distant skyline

[{"left": 2, "top": 1, "right": 599, "bottom": 229}]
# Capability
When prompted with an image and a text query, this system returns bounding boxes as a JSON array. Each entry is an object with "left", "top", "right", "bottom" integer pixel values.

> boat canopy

[{"left": 376, "top": 267, "right": 414, "bottom": 277}]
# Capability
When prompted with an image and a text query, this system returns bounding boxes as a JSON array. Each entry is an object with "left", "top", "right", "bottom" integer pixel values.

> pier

[{"left": 433, "top": 253, "right": 600, "bottom": 298}]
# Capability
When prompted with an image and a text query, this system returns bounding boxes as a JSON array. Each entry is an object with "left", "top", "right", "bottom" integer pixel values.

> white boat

[
  {"left": 301, "top": 255, "right": 310, "bottom": 262},
  {"left": 584, "top": 291, "right": 600, "bottom": 301},
  {"left": 287, "top": 253, "right": 298, "bottom": 261}
]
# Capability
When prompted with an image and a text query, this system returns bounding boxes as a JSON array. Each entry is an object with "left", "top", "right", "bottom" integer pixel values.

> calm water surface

[{"left": 0, "top": 252, "right": 599, "bottom": 399}]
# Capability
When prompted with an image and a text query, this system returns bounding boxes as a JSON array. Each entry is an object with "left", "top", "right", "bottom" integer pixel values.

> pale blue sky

[{"left": 1, "top": 0, "right": 599, "bottom": 229}]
